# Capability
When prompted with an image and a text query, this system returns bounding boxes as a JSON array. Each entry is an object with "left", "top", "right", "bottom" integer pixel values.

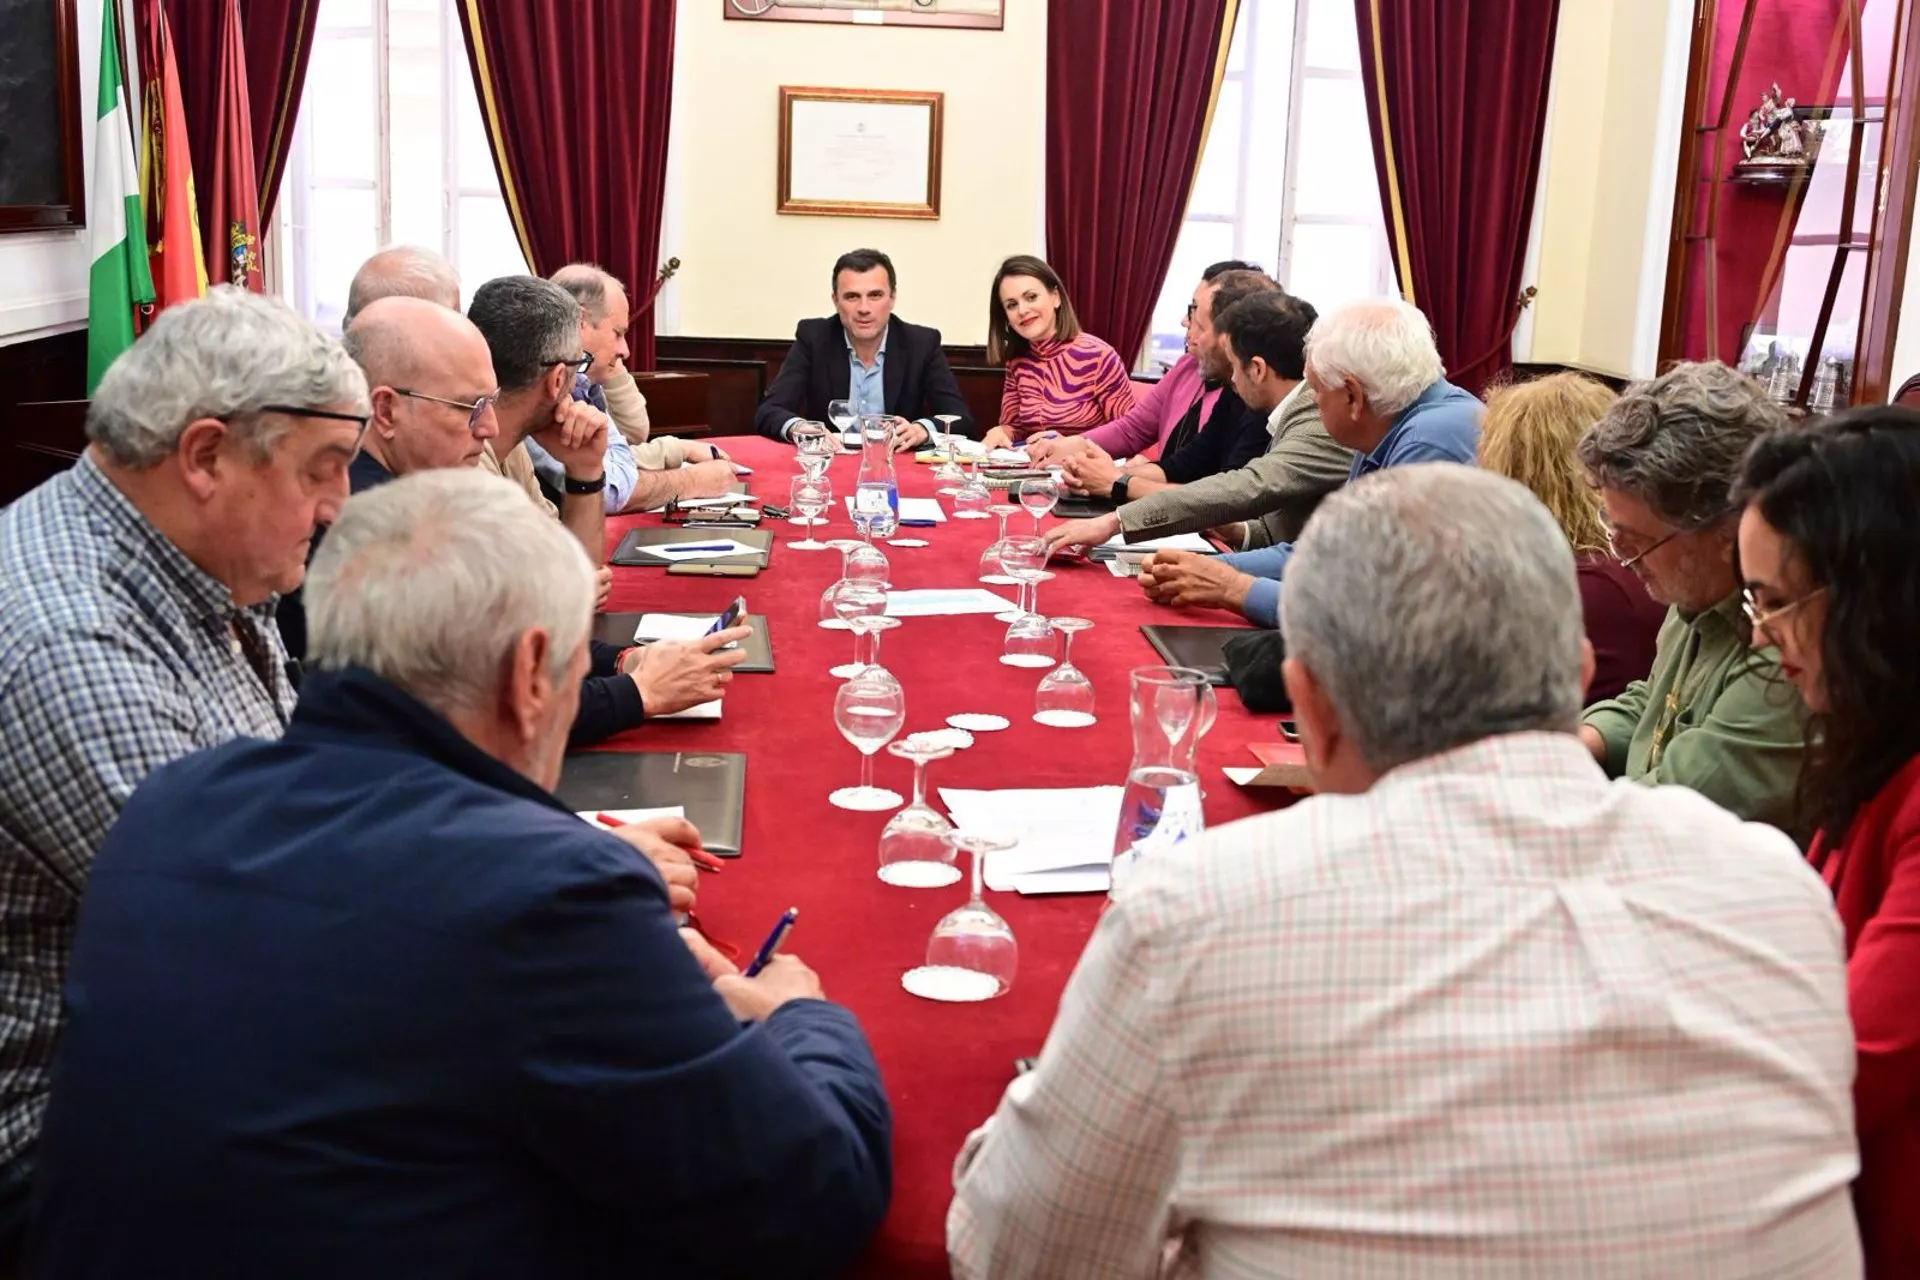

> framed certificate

[
  {"left": 778, "top": 87, "right": 944, "bottom": 220},
  {"left": 726, "top": 0, "right": 1003, "bottom": 30}
]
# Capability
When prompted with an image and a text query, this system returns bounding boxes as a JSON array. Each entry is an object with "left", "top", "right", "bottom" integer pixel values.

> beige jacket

[{"left": 602, "top": 368, "right": 698, "bottom": 470}]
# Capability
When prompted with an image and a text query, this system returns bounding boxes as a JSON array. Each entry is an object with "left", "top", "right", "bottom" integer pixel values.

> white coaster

[
  {"left": 902, "top": 965, "right": 1004, "bottom": 1003},
  {"left": 886, "top": 538, "right": 930, "bottom": 548},
  {"left": 948, "top": 713, "right": 1010, "bottom": 732},
  {"left": 878, "top": 862, "right": 963, "bottom": 888},
  {"left": 1033, "top": 710, "right": 1097, "bottom": 728},
  {"left": 999, "top": 654, "right": 1057, "bottom": 669},
  {"left": 979, "top": 574, "right": 1018, "bottom": 586},
  {"left": 818, "top": 618, "right": 853, "bottom": 630},
  {"left": 909, "top": 728, "right": 975, "bottom": 752}
]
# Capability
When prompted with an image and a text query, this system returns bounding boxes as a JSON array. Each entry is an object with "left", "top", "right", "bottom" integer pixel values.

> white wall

[
  {"left": 0, "top": 0, "right": 132, "bottom": 347},
  {"left": 660, "top": 0, "right": 1046, "bottom": 345}
]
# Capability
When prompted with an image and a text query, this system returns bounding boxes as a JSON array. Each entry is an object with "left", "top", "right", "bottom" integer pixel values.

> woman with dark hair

[
  {"left": 978, "top": 255, "right": 1136, "bottom": 449},
  {"left": 1733, "top": 406, "right": 1920, "bottom": 1279}
]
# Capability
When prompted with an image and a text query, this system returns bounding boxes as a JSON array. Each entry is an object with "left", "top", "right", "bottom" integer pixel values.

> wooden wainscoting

[{"left": 0, "top": 330, "right": 88, "bottom": 505}]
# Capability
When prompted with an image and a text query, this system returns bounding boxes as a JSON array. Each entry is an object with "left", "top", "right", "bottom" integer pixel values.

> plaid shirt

[
  {"left": 0, "top": 454, "right": 293, "bottom": 1171},
  {"left": 949, "top": 733, "right": 1863, "bottom": 1278}
]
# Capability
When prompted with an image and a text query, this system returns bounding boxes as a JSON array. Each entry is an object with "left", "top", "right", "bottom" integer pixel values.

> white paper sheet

[
  {"left": 576, "top": 805, "right": 687, "bottom": 827},
  {"left": 883, "top": 588, "right": 1016, "bottom": 618},
  {"left": 1104, "top": 557, "right": 1136, "bottom": 578},
  {"left": 1098, "top": 531, "right": 1214, "bottom": 554},
  {"left": 1223, "top": 766, "right": 1263, "bottom": 786},
  {"left": 634, "top": 613, "right": 719, "bottom": 642},
  {"left": 938, "top": 786, "right": 1123, "bottom": 894},
  {"left": 671, "top": 494, "right": 751, "bottom": 509},
  {"left": 653, "top": 699, "right": 722, "bottom": 721},
  {"left": 629, "top": 539, "right": 761, "bottom": 562},
  {"left": 841, "top": 496, "right": 947, "bottom": 524}
]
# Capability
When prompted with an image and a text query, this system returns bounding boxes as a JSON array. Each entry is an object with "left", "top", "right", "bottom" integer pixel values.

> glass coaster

[
  {"left": 948, "top": 713, "right": 1010, "bottom": 732},
  {"left": 902, "top": 965, "right": 1003, "bottom": 1002},
  {"left": 908, "top": 728, "right": 974, "bottom": 752}
]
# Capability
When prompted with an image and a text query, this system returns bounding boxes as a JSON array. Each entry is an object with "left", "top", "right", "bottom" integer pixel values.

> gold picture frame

[
  {"left": 777, "top": 87, "right": 944, "bottom": 220},
  {"left": 726, "top": 0, "right": 1004, "bottom": 31}
]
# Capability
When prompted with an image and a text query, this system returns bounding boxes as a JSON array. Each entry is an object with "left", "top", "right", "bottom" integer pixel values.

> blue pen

[
  {"left": 743, "top": 906, "right": 799, "bottom": 977},
  {"left": 672, "top": 543, "right": 744, "bottom": 554}
]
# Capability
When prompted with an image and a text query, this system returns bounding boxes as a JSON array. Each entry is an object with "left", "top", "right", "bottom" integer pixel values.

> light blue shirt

[
  {"left": 782, "top": 327, "right": 938, "bottom": 441},
  {"left": 523, "top": 428, "right": 638, "bottom": 514},
  {"left": 1224, "top": 379, "right": 1484, "bottom": 627}
]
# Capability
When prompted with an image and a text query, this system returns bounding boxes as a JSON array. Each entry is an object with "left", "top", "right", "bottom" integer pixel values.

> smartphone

[
  {"left": 708, "top": 595, "right": 748, "bottom": 636},
  {"left": 667, "top": 562, "right": 759, "bottom": 578},
  {"left": 1278, "top": 718, "right": 1300, "bottom": 742}
]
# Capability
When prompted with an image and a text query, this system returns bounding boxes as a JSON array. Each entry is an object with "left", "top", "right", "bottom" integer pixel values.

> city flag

[{"left": 85, "top": 0, "right": 156, "bottom": 393}]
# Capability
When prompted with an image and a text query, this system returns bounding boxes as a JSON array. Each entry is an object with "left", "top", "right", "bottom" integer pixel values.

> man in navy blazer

[
  {"left": 755, "top": 248, "right": 975, "bottom": 449},
  {"left": 30, "top": 468, "right": 892, "bottom": 1280}
]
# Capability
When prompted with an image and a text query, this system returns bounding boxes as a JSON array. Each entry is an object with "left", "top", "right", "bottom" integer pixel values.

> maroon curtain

[
  {"left": 1354, "top": 0, "right": 1560, "bottom": 396},
  {"left": 136, "top": 0, "right": 319, "bottom": 225},
  {"left": 456, "top": 2, "right": 676, "bottom": 369},
  {"left": 1046, "top": 0, "right": 1237, "bottom": 361}
]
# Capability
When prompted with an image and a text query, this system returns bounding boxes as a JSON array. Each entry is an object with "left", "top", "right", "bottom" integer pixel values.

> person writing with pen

[{"left": 28, "top": 469, "right": 893, "bottom": 1280}]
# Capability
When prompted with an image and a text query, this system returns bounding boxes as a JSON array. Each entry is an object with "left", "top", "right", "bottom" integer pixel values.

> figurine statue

[{"left": 1740, "top": 82, "right": 1812, "bottom": 161}]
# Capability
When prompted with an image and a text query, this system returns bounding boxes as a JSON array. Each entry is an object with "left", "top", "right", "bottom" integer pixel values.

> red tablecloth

[{"left": 596, "top": 436, "right": 1286, "bottom": 1276}]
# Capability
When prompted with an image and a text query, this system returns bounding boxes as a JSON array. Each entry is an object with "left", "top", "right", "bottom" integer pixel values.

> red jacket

[{"left": 1811, "top": 751, "right": 1920, "bottom": 1277}]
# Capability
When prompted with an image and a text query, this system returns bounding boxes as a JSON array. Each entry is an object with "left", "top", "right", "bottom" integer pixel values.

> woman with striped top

[{"left": 979, "top": 256, "right": 1137, "bottom": 448}]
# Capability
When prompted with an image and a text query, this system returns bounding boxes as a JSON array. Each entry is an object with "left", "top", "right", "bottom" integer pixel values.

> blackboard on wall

[{"left": 0, "top": 0, "right": 84, "bottom": 230}]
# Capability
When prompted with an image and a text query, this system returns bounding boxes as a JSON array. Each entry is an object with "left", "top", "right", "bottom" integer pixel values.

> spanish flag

[{"left": 138, "top": 0, "right": 208, "bottom": 319}]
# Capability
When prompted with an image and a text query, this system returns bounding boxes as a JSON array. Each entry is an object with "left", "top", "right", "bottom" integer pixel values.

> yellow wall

[
  {"left": 664, "top": 0, "right": 1045, "bottom": 345},
  {"left": 1523, "top": 0, "right": 1691, "bottom": 379}
]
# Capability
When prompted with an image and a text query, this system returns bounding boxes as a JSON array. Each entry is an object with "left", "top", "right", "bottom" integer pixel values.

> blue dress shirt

[
  {"left": 1224, "top": 379, "right": 1483, "bottom": 627},
  {"left": 523, "top": 376, "right": 639, "bottom": 512},
  {"left": 781, "top": 329, "right": 940, "bottom": 441}
]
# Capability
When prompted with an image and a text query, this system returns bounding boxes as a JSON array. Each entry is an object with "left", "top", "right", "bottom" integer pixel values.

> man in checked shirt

[
  {"left": 950, "top": 464, "right": 1861, "bottom": 1278},
  {"left": 0, "top": 288, "right": 369, "bottom": 1264}
]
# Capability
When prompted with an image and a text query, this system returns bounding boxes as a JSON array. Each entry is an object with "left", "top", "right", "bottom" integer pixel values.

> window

[
  {"left": 274, "top": 0, "right": 526, "bottom": 331},
  {"left": 1146, "top": 0, "right": 1393, "bottom": 370}
]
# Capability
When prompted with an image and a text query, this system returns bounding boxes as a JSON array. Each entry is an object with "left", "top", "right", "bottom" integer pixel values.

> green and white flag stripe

[{"left": 86, "top": 0, "right": 155, "bottom": 395}]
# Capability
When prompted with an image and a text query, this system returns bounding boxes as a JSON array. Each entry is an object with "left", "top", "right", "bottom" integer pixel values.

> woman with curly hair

[
  {"left": 1478, "top": 372, "right": 1665, "bottom": 703},
  {"left": 1734, "top": 407, "right": 1920, "bottom": 1278}
]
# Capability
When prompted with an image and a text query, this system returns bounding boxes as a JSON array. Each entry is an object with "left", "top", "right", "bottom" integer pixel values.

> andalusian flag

[{"left": 85, "top": 0, "right": 155, "bottom": 394}]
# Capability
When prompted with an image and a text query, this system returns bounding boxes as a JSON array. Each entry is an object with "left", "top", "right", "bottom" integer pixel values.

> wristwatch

[
  {"left": 1110, "top": 475, "right": 1132, "bottom": 504},
  {"left": 564, "top": 473, "right": 606, "bottom": 495}
]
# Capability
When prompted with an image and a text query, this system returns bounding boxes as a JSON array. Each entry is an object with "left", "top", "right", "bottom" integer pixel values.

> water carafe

[
  {"left": 1110, "top": 666, "right": 1216, "bottom": 895},
  {"left": 853, "top": 414, "right": 900, "bottom": 539}
]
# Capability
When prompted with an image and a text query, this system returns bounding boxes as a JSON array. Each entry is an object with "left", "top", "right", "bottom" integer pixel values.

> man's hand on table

[
  {"left": 1045, "top": 512, "right": 1122, "bottom": 557},
  {"left": 1138, "top": 550, "right": 1255, "bottom": 615},
  {"left": 606, "top": 815, "right": 705, "bottom": 913},
  {"left": 886, "top": 417, "right": 930, "bottom": 452},
  {"left": 1058, "top": 445, "right": 1121, "bottom": 495},
  {"left": 682, "top": 440, "right": 729, "bottom": 463},
  {"left": 1024, "top": 433, "right": 1080, "bottom": 465},
  {"left": 593, "top": 565, "right": 613, "bottom": 610},
  {"left": 680, "top": 927, "right": 825, "bottom": 1022},
  {"left": 623, "top": 627, "right": 751, "bottom": 715},
  {"left": 678, "top": 458, "right": 739, "bottom": 499}
]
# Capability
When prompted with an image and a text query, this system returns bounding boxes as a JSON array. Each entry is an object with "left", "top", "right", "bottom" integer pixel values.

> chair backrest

[{"left": 1894, "top": 375, "right": 1920, "bottom": 408}]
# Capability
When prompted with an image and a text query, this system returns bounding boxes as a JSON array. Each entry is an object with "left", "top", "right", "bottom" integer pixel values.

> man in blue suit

[{"left": 30, "top": 468, "right": 891, "bottom": 1279}]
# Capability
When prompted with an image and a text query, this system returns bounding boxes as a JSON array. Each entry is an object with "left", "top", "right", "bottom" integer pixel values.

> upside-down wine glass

[
  {"left": 830, "top": 670, "right": 905, "bottom": 812},
  {"left": 906, "top": 831, "right": 1018, "bottom": 1001},
  {"left": 789, "top": 474, "right": 831, "bottom": 550},
  {"left": 791, "top": 420, "right": 832, "bottom": 478},
  {"left": 1018, "top": 475, "right": 1060, "bottom": 533},
  {"left": 952, "top": 452, "right": 993, "bottom": 519},
  {"left": 932, "top": 414, "right": 966, "bottom": 492},
  {"left": 818, "top": 539, "right": 870, "bottom": 628},
  {"left": 997, "top": 536, "right": 1057, "bottom": 668},
  {"left": 878, "top": 738, "right": 960, "bottom": 887},
  {"left": 829, "top": 580, "right": 888, "bottom": 678},
  {"left": 1034, "top": 618, "right": 1096, "bottom": 727}
]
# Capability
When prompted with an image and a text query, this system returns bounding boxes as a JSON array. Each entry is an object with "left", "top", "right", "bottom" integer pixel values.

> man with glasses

[
  {"left": 1577, "top": 361, "right": 1807, "bottom": 831},
  {"left": 0, "top": 288, "right": 369, "bottom": 1260}
]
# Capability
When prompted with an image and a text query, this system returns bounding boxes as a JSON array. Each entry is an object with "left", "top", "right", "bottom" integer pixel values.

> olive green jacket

[{"left": 1583, "top": 591, "right": 1807, "bottom": 832}]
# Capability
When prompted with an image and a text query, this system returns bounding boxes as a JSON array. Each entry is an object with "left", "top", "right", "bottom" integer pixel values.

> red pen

[{"left": 594, "top": 812, "right": 724, "bottom": 873}]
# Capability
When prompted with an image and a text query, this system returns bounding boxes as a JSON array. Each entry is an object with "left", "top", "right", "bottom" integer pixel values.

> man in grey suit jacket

[{"left": 1045, "top": 292, "right": 1352, "bottom": 556}]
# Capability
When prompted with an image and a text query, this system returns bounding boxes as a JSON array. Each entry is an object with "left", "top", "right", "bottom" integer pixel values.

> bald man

[
  {"left": 343, "top": 245, "right": 461, "bottom": 327},
  {"left": 275, "top": 297, "right": 747, "bottom": 734}
]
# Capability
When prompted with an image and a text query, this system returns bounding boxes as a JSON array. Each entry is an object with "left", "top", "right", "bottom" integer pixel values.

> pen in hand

[
  {"left": 594, "top": 812, "right": 724, "bottom": 873},
  {"left": 743, "top": 907, "right": 799, "bottom": 977}
]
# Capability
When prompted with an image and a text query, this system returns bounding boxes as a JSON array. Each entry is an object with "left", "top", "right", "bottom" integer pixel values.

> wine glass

[
  {"left": 829, "top": 580, "right": 888, "bottom": 678},
  {"left": 931, "top": 414, "right": 966, "bottom": 490},
  {"left": 907, "top": 831, "right": 1018, "bottom": 1001},
  {"left": 845, "top": 541, "right": 891, "bottom": 589},
  {"left": 817, "top": 539, "right": 869, "bottom": 628},
  {"left": 789, "top": 474, "right": 831, "bottom": 550},
  {"left": 1034, "top": 618, "right": 1096, "bottom": 726},
  {"left": 978, "top": 504, "right": 1022, "bottom": 585},
  {"left": 951, "top": 455, "right": 993, "bottom": 519},
  {"left": 827, "top": 398, "right": 857, "bottom": 444},
  {"left": 831, "top": 672, "right": 905, "bottom": 812},
  {"left": 878, "top": 738, "right": 959, "bottom": 887},
  {"left": 863, "top": 616, "right": 903, "bottom": 688},
  {"left": 995, "top": 534, "right": 1048, "bottom": 627},
  {"left": 791, "top": 421, "right": 832, "bottom": 475},
  {"left": 997, "top": 539, "right": 1057, "bottom": 669},
  {"left": 1018, "top": 476, "right": 1060, "bottom": 532}
]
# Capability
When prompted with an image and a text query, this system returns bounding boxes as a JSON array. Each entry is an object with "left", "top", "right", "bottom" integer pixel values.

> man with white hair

[
  {"left": 546, "top": 262, "right": 736, "bottom": 510},
  {"left": 1137, "top": 297, "right": 1482, "bottom": 627},
  {"left": 30, "top": 469, "right": 892, "bottom": 1278},
  {"left": 950, "top": 465, "right": 1862, "bottom": 1277},
  {"left": 342, "top": 243, "right": 462, "bottom": 325},
  {"left": 0, "top": 288, "right": 369, "bottom": 1258}
]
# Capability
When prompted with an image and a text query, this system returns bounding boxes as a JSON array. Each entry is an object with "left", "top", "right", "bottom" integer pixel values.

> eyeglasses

[
  {"left": 1742, "top": 585, "right": 1825, "bottom": 637},
  {"left": 545, "top": 351, "right": 594, "bottom": 379},
  {"left": 1605, "top": 525, "right": 1682, "bottom": 571},
  {"left": 392, "top": 387, "right": 500, "bottom": 434},
  {"left": 1184, "top": 302, "right": 1198, "bottom": 322},
  {"left": 259, "top": 403, "right": 372, "bottom": 451}
]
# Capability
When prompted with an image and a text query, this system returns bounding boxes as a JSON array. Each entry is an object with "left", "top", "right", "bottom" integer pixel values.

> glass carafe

[
  {"left": 1110, "top": 666, "right": 1216, "bottom": 896},
  {"left": 853, "top": 414, "right": 900, "bottom": 538}
]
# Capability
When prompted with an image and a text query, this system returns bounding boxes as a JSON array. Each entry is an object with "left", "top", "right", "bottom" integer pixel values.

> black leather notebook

[
  {"left": 555, "top": 750, "right": 749, "bottom": 855},
  {"left": 591, "top": 612, "right": 775, "bottom": 674},
  {"left": 1138, "top": 624, "right": 1249, "bottom": 686},
  {"left": 610, "top": 527, "right": 774, "bottom": 568},
  {"left": 1054, "top": 494, "right": 1117, "bottom": 519}
]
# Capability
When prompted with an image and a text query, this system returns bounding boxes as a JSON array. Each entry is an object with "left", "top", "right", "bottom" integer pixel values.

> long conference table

[{"left": 595, "top": 434, "right": 1289, "bottom": 1275}]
